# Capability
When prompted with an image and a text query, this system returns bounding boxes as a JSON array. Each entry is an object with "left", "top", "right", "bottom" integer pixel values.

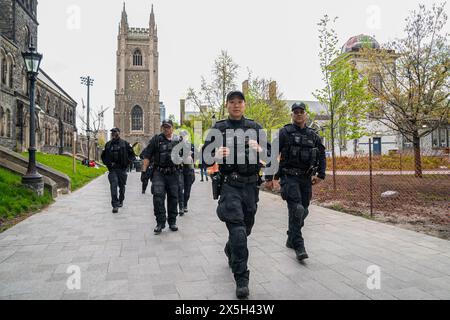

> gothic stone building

[
  {"left": 0, "top": 0, "right": 77, "bottom": 154},
  {"left": 114, "top": 4, "right": 160, "bottom": 150}
]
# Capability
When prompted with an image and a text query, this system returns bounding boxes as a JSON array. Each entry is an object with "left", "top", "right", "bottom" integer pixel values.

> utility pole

[{"left": 80, "top": 76, "right": 94, "bottom": 162}]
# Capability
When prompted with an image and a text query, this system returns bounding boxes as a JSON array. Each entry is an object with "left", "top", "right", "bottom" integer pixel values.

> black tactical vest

[
  {"left": 281, "top": 125, "right": 318, "bottom": 169},
  {"left": 154, "top": 134, "right": 181, "bottom": 168},
  {"left": 215, "top": 118, "right": 261, "bottom": 176}
]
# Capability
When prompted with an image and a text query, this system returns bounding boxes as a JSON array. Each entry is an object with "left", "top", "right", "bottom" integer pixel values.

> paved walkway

[{"left": 0, "top": 172, "right": 449, "bottom": 300}]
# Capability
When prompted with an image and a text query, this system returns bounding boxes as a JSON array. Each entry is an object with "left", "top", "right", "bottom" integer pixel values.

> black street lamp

[{"left": 21, "top": 44, "right": 44, "bottom": 195}]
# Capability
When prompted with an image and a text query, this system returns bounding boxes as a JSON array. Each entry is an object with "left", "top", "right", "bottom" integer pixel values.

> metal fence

[{"left": 263, "top": 141, "right": 450, "bottom": 239}]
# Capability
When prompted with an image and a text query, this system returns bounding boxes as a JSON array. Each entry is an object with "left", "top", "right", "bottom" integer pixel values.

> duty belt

[
  {"left": 224, "top": 172, "right": 259, "bottom": 185},
  {"left": 282, "top": 168, "right": 309, "bottom": 177},
  {"left": 155, "top": 166, "right": 179, "bottom": 175}
]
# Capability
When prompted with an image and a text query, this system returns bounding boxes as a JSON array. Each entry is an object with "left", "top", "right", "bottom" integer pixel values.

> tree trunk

[
  {"left": 413, "top": 132, "right": 423, "bottom": 178},
  {"left": 331, "top": 126, "right": 337, "bottom": 191}
]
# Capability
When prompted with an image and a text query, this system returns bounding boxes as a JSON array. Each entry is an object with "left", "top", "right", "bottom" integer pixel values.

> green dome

[{"left": 342, "top": 34, "right": 380, "bottom": 53}]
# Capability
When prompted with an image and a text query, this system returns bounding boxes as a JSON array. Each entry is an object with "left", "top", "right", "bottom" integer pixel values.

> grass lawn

[
  {"left": 0, "top": 167, "right": 53, "bottom": 232},
  {"left": 22, "top": 152, "right": 108, "bottom": 191}
]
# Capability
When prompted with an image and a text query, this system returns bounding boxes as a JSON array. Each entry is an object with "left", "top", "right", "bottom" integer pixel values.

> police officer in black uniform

[
  {"left": 178, "top": 130, "right": 196, "bottom": 216},
  {"left": 278, "top": 103, "right": 326, "bottom": 261},
  {"left": 203, "top": 91, "right": 269, "bottom": 300},
  {"left": 142, "top": 120, "right": 182, "bottom": 235},
  {"left": 101, "top": 128, "right": 136, "bottom": 214}
]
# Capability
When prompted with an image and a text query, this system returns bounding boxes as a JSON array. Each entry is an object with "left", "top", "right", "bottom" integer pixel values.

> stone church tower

[{"left": 114, "top": 4, "right": 160, "bottom": 150}]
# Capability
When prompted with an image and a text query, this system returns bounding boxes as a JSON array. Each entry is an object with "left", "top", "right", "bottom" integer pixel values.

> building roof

[
  {"left": 341, "top": 34, "right": 380, "bottom": 54},
  {"left": 37, "top": 69, "right": 77, "bottom": 106}
]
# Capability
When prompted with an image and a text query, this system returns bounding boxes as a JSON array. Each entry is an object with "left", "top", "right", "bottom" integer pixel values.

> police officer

[
  {"left": 142, "top": 120, "right": 182, "bottom": 235},
  {"left": 277, "top": 103, "right": 326, "bottom": 261},
  {"left": 101, "top": 128, "right": 136, "bottom": 214},
  {"left": 203, "top": 91, "right": 268, "bottom": 300},
  {"left": 178, "top": 130, "right": 196, "bottom": 216}
]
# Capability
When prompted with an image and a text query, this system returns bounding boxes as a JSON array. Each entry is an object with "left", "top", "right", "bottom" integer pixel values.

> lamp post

[
  {"left": 21, "top": 44, "right": 44, "bottom": 196},
  {"left": 80, "top": 76, "right": 94, "bottom": 163}
]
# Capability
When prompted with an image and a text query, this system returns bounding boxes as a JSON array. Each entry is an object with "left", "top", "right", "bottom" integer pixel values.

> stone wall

[{"left": 0, "top": 145, "right": 71, "bottom": 194}]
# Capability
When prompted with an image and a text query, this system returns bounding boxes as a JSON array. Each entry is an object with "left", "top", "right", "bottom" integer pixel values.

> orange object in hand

[{"left": 207, "top": 163, "right": 219, "bottom": 176}]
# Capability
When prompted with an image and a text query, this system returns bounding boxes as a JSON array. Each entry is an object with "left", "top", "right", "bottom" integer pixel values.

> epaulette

[
  {"left": 214, "top": 120, "right": 229, "bottom": 131},
  {"left": 244, "top": 118, "right": 259, "bottom": 130},
  {"left": 284, "top": 124, "right": 297, "bottom": 134}
]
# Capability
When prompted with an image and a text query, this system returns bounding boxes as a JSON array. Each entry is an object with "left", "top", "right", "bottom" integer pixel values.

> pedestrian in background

[{"left": 101, "top": 128, "right": 136, "bottom": 214}]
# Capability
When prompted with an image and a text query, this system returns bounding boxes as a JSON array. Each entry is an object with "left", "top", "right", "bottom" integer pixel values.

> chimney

[
  {"left": 180, "top": 99, "right": 186, "bottom": 125},
  {"left": 269, "top": 81, "right": 277, "bottom": 101},
  {"left": 242, "top": 80, "right": 249, "bottom": 96}
]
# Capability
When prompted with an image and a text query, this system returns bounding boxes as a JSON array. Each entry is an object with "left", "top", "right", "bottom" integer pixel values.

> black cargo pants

[
  {"left": 217, "top": 182, "right": 259, "bottom": 279},
  {"left": 178, "top": 168, "right": 195, "bottom": 210},
  {"left": 108, "top": 168, "right": 128, "bottom": 208},
  {"left": 280, "top": 174, "right": 312, "bottom": 249},
  {"left": 151, "top": 170, "right": 179, "bottom": 226}
]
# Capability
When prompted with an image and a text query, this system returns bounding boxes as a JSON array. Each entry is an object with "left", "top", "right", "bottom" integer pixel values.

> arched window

[
  {"left": 36, "top": 89, "right": 41, "bottom": 107},
  {"left": 24, "top": 26, "right": 31, "bottom": 48},
  {"left": 22, "top": 72, "right": 29, "bottom": 95},
  {"left": 133, "top": 49, "right": 143, "bottom": 66},
  {"left": 45, "top": 97, "right": 50, "bottom": 113},
  {"left": 1, "top": 54, "right": 7, "bottom": 86},
  {"left": 6, "top": 109, "right": 11, "bottom": 138},
  {"left": 45, "top": 125, "right": 49, "bottom": 145},
  {"left": 0, "top": 106, "right": 4, "bottom": 136},
  {"left": 131, "top": 105, "right": 143, "bottom": 131},
  {"left": 8, "top": 57, "right": 13, "bottom": 88}
]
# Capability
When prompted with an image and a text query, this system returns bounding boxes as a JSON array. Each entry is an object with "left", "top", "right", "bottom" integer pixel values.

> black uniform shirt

[
  {"left": 142, "top": 133, "right": 182, "bottom": 167},
  {"left": 203, "top": 117, "right": 270, "bottom": 176},
  {"left": 278, "top": 124, "right": 327, "bottom": 180}
]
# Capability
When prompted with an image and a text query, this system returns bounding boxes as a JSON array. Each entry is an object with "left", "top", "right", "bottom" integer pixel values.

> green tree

[
  {"left": 360, "top": 3, "right": 449, "bottom": 177},
  {"left": 187, "top": 50, "right": 239, "bottom": 121},
  {"left": 243, "top": 74, "right": 291, "bottom": 139},
  {"left": 168, "top": 114, "right": 180, "bottom": 129},
  {"left": 314, "top": 15, "right": 374, "bottom": 189}
]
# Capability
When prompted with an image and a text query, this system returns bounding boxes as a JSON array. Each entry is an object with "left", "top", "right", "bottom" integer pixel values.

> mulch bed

[{"left": 262, "top": 175, "right": 450, "bottom": 240}]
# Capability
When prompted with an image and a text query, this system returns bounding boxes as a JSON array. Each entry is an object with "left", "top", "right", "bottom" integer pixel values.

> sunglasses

[{"left": 293, "top": 109, "right": 306, "bottom": 115}]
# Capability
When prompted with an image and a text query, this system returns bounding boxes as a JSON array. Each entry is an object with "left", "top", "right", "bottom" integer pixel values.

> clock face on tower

[{"left": 128, "top": 74, "right": 145, "bottom": 92}]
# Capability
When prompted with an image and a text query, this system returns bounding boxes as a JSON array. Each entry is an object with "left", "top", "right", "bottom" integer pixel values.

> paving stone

[{"left": 0, "top": 172, "right": 449, "bottom": 300}]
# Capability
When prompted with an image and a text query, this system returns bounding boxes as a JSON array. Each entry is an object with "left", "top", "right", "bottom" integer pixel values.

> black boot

[
  {"left": 286, "top": 239, "right": 294, "bottom": 249},
  {"left": 295, "top": 244, "right": 309, "bottom": 261},
  {"left": 154, "top": 224, "right": 165, "bottom": 235},
  {"left": 169, "top": 224, "right": 179, "bottom": 232},
  {"left": 235, "top": 271, "right": 250, "bottom": 300},
  {"left": 112, "top": 207, "right": 119, "bottom": 214}
]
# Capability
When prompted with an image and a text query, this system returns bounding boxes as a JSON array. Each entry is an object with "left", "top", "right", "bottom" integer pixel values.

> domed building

[
  {"left": 329, "top": 34, "right": 402, "bottom": 156},
  {"left": 341, "top": 34, "right": 381, "bottom": 54}
]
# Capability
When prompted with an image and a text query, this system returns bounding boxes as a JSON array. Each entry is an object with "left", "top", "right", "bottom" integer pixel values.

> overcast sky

[{"left": 37, "top": 0, "right": 445, "bottom": 131}]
